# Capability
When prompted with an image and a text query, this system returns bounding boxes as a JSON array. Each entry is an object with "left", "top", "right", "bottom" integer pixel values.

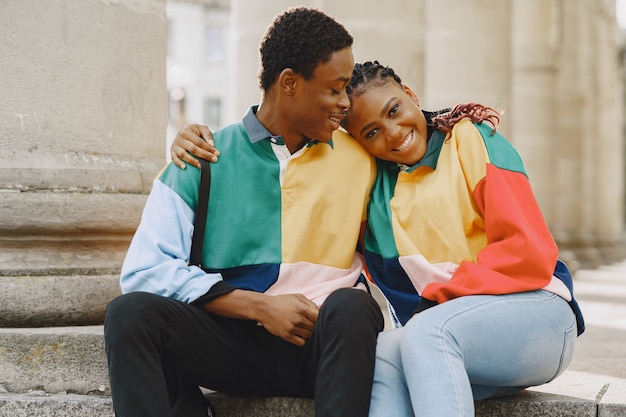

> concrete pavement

[{"left": 568, "top": 262, "right": 626, "bottom": 379}]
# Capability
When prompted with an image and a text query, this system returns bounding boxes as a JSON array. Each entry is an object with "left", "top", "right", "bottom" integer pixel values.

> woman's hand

[{"left": 170, "top": 124, "right": 220, "bottom": 169}]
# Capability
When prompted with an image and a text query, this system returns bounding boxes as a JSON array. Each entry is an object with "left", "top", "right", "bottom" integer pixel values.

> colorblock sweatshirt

[
  {"left": 364, "top": 118, "right": 584, "bottom": 334},
  {"left": 120, "top": 106, "right": 376, "bottom": 306}
]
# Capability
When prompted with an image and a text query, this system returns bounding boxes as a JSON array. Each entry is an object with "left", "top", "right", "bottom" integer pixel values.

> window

[
  {"left": 167, "top": 19, "right": 174, "bottom": 56},
  {"left": 204, "top": 26, "right": 223, "bottom": 62},
  {"left": 204, "top": 97, "right": 221, "bottom": 128}
]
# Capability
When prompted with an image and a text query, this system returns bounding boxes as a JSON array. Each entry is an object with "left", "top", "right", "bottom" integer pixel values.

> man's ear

[
  {"left": 402, "top": 84, "right": 420, "bottom": 106},
  {"left": 278, "top": 68, "right": 297, "bottom": 96}
]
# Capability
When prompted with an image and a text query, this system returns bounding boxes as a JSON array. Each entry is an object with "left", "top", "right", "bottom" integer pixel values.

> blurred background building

[
  {"left": 0, "top": 0, "right": 625, "bottom": 330},
  {"left": 165, "top": 0, "right": 231, "bottom": 154},
  {"left": 165, "top": 0, "right": 626, "bottom": 270}
]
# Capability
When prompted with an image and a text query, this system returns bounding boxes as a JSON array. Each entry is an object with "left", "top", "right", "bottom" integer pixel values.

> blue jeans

[{"left": 369, "top": 290, "right": 577, "bottom": 417}]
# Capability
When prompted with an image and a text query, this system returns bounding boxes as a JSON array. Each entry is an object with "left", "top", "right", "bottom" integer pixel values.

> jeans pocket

[{"left": 547, "top": 319, "right": 577, "bottom": 382}]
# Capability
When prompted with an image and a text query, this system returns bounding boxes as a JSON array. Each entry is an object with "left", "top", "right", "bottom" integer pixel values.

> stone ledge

[
  {"left": 0, "top": 389, "right": 623, "bottom": 417},
  {"left": 474, "top": 390, "right": 596, "bottom": 417},
  {"left": 0, "top": 393, "right": 113, "bottom": 417},
  {"left": 0, "top": 277, "right": 120, "bottom": 327},
  {"left": 0, "top": 192, "right": 147, "bottom": 234},
  {"left": 2, "top": 326, "right": 626, "bottom": 416},
  {"left": 0, "top": 326, "right": 108, "bottom": 394},
  {"left": 207, "top": 393, "right": 313, "bottom": 417}
]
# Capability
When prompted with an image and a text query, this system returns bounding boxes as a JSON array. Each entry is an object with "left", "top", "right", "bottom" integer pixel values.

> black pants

[{"left": 104, "top": 288, "right": 384, "bottom": 417}]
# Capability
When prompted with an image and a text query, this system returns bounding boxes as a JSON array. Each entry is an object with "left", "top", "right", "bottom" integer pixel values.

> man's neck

[{"left": 256, "top": 100, "right": 308, "bottom": 154}]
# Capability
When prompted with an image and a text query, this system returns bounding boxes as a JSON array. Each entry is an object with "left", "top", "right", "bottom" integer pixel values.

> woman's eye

[
  {"left": 365, "top": 128, "right": 378, "bottom": 139},
  {"left": 331, "top": 89, "right": 340, "bottom": 95}
]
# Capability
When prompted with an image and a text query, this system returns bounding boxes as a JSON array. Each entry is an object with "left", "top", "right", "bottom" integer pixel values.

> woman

[
  {"left": 171, "top": 61, "right": 584, "bottom": 417},
  {"left": 340, "top": 61, "right": 584, "bottom": 417}
]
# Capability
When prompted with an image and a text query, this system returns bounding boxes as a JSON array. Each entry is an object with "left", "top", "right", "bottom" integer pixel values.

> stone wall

[{"left": 0, "top": 0, "right": 167, "bottom": 326}]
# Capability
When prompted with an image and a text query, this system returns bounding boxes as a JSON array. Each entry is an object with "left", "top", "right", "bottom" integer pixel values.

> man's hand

[
  {"left": 170, "top": 123, "right": 220, "bottom": 169},
  {"left": 257, "top": 294, "right": 319, "bottom": 347},
  {"left": 203, "top": 290, "right": 319, "bottom": 347}
]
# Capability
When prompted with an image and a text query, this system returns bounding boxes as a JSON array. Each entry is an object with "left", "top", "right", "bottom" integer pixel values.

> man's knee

[
  {"left": 104, "top": 292, "right": 162, "bottom": 339},
  {"left": 321, "top": 288, "right": 384, "bottom": 332},
  {"left": 325, "top": 287, "right": 375, "bottom": 307}
]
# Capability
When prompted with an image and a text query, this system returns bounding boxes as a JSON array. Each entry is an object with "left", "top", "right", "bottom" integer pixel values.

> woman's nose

[{"left": 384, "top": 123, "right": 402, "bottom": 142}]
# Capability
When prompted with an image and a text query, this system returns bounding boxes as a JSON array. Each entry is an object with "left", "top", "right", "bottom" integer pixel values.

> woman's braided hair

[{"left": 345, "top": 61, "right": 501, "bottom": 134}]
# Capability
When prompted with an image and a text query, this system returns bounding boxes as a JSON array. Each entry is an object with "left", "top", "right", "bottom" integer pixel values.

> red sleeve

[{"left": 421, "top": 164, "right": 558, "bottom": 303}]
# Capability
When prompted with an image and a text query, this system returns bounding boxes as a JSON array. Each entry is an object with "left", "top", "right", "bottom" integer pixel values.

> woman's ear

[
  {"left": 402, "top": 84, "right": 420, "bottom": 106},
  {"left": 278, "top": 68, "right": 297, "bottom": 96}
]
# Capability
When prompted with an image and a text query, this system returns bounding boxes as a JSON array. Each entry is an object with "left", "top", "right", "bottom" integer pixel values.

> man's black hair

[{"left": 258, "top": 7, "right": 353, "bottom": 91}]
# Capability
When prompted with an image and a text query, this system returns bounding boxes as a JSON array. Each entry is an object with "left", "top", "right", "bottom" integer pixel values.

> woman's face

[{"left": 344, "top": 81, "right": 428, "bottom": 165}]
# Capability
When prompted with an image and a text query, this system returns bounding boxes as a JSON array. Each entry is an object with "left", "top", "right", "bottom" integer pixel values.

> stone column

[
  {"left": 0, "top": 0, "right": 167, "bottom": 326},
  {"left": 554, "top": 0, "right": 625, "bottom": 266},
  {"left": 330, "top": 0, "right": 425, "bottom": 93},
  {"left": 423, "top": 0, "right": 511, "bottom": 135},
  {"left": 591, "top": 0, "right": 625, "bottom": 263},
  {"left": 509, "top": 0, "right": 559, "bottom": 226}
]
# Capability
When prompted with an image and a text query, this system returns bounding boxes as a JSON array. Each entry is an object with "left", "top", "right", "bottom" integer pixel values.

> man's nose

[{"left": 338, "top": 90, "right": 350, "bottom": 111}]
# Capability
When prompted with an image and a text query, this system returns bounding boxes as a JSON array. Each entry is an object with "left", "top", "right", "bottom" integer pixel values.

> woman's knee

[
  {"left": 376, "top": 329, "right": 403, "bottom": 365},
  {"left": 372, "top": 329, "right": 407, "bottom": 401},
  {"left": 399, "top": 309, "right": 452, "bottom": 359}
]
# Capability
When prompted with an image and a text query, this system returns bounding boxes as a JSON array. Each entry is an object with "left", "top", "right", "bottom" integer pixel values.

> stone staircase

[
  {"left": 3, "top": 268, "right": 626, "bottom": 417},
  {"left": 0, "top": 324, "right": 624, "bottom": 417}
]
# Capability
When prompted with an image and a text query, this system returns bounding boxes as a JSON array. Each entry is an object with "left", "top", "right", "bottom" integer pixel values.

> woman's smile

[
  {"left": 393, "top": 130, "right": 414, "bottom": 152},
  {"left": 344, "top": 80, "right": 428, "bottom": 165}
]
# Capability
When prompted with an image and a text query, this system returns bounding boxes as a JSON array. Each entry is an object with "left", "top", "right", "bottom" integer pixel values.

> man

[{"left": 104, "top": 7, "right": 384, "bottom": 417}]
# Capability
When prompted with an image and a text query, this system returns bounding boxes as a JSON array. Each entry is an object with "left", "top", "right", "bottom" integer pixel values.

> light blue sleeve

[{"left": 120, "top": 179, "right": 223, "bottom": 303}]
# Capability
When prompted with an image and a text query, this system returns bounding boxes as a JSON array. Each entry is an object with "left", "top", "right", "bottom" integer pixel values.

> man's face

[{"left": 289, "top": 47, "right": 354, "bottom": 143}]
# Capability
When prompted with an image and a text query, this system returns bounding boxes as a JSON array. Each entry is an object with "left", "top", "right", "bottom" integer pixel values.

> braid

[
  {"left": 341, "top": 61, "right": 402, "bottom": 129},
  {"left": 431, "top": 103, "right": 501, "bottom": 135},
  {"left": 346, "top": 60, "right": 402, "bottom": 98}
]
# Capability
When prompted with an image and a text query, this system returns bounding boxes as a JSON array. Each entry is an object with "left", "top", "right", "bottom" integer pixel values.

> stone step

[
  {"left": 0, "top": 326, "right": 108, "bottom": 395},
  {"left": 0, "top": 386, "right": 614, "bottom": 417},
  {"left": 0, "top": 274, "right": 121, "bottom": 328},
  {"left": 0, "top": 392, "right": 112, "bottom": 417},
  {"left": 1, "top": 326, "right": 625, "bottom": 417}
]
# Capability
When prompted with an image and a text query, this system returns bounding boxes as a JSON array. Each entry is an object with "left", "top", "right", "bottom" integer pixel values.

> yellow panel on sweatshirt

[
  {"left": 281, "top": 130, "right": 375, "bottom": 268},
  {"left": 391, "top": 121, "right": 489, "bottom": 263}
]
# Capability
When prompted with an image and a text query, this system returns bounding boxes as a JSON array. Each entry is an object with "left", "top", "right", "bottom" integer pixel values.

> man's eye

[
  {"left": 331, "top": 89, "right": 340, "bottom": 95},
  {"left": 389, "top": 105, "right": 398, "bottom": 116}
]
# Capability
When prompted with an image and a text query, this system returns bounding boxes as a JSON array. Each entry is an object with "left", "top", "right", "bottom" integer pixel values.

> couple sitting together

[{"left": 104, "top": 6, "right": 584, "bottom": 417}]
